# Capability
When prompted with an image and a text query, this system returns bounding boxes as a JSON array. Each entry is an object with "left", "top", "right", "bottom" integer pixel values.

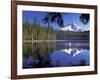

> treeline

[
  {"left": 56, "top": 31, "right": 89, "bottom": 40},
  {"left": 23, "top": 18, "right": 89, "bottom": 41},
  {"left": 23, "top": 18, "right": 56, "bottom": 40}
]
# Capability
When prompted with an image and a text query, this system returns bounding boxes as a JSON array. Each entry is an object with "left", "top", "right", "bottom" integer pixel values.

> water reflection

[{"left": 23, "top": 42, "right": 89, "bottom": 69}]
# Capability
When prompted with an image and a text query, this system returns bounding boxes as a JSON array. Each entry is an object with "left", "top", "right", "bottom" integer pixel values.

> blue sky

[{"left": 22, "top": 11, "right": 90, "bottom": 30}]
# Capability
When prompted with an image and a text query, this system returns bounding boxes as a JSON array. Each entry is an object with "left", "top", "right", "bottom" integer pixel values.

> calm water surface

[{"left": 23, "top": 41, "right": 89, "bottom": 69}]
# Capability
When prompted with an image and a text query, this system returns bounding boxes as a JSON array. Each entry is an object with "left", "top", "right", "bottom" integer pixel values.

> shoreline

[{"left": 23, "top": 40, "right": 89, "bottom": 43}]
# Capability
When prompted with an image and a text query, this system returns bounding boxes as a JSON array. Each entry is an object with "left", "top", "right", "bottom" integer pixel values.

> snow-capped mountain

[{"left": 60, "top": 22, "right": 84, "bottom": 32}]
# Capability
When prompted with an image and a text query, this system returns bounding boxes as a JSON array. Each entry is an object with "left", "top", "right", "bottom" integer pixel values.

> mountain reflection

[
  {"left": 60, "top": 48, "right": 88, "bottom": 57},
  {"left": 23, "top": 42, "right": 89, "bottom": 69}
]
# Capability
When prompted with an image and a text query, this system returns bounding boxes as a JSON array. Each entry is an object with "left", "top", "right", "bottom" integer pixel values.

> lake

[{"left": 23, "top": 41, "right": 90, "bottom": 69}]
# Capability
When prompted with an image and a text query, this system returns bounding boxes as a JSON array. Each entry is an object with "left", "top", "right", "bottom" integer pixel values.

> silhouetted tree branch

[
  {"left": 80, "top": 14, "right": 90, "bottom": 25},
  {"left": 42, "top": 12, "right": 90, "bottom": 27},
  {"left": 42, "top": 12, "right": 64, "bottom": 27}
]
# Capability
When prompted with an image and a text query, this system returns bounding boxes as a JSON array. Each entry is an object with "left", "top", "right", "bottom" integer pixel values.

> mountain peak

[
  {"left": 72, "top": 22, "right": 77, "bottom": 26},
  {"left": 60, "top": 22, "right": 84, "bottom": 32}
]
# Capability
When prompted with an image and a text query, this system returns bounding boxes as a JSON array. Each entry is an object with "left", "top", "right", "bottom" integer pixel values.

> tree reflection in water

[{"left": 23, "top": 42, "right": 89, "bottom": 69}]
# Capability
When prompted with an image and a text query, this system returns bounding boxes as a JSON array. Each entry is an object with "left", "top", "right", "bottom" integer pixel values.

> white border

[{"left": 17, "top": 5, "right": 94, "bottom": 75}]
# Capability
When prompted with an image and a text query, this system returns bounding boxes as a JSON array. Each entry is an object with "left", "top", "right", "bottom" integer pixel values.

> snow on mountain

[{"left": 60, "top": 22, "right": 84, "bottom": 32}]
